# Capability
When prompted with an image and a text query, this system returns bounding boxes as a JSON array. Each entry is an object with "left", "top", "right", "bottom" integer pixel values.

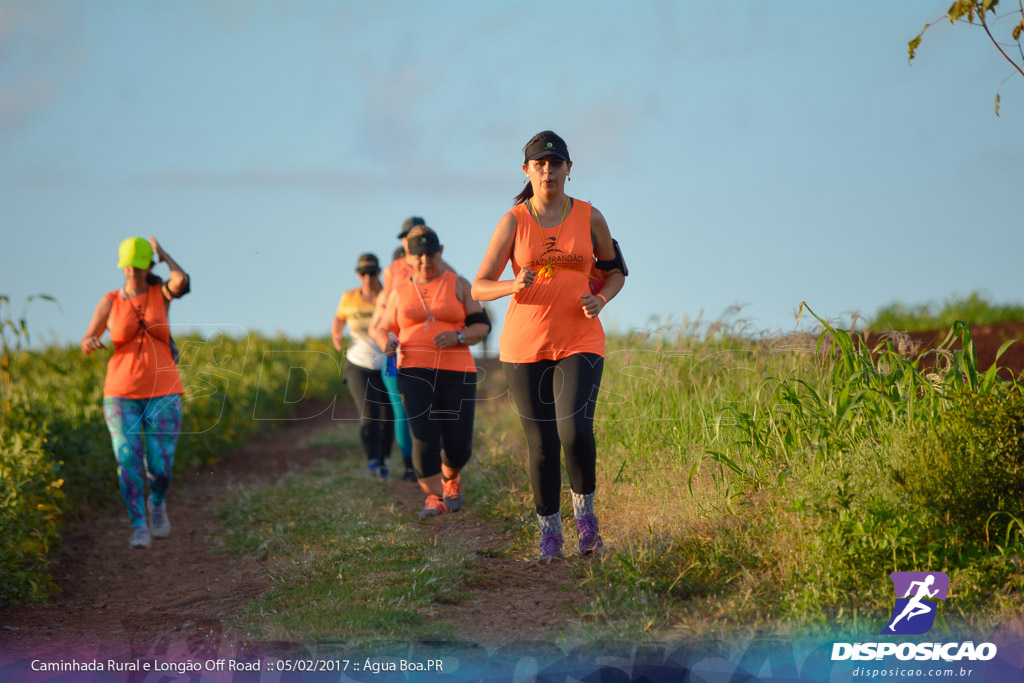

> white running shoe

[
  {"left": 148, "top": 501, "right": 171, "bottom": 539},
  {"left": 130, "top": 526, "right": 152, "bottom": 549}
]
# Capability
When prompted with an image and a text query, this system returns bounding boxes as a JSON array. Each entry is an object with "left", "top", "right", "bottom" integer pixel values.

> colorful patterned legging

[{"left": 103, "top": 395, "right": 183, "bottom": 528}]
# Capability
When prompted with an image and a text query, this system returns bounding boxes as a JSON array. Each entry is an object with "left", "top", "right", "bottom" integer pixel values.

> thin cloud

[
  {"left": 968, "top": 144, "right": 1024, "bottom": 174},
  {"left": 123, "top": 162, "right": 510, "bottom": 196},
  {"left": 0, "top": 81, "right": 58, "bottom": 130}
]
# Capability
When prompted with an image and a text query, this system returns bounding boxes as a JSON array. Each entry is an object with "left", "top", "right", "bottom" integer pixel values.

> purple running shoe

[
  {"left": 575, "top": 513, "right": 604, "bottom": 555},
  {"left": 539, "top": 530, "right": 564, "bottom": 563}
]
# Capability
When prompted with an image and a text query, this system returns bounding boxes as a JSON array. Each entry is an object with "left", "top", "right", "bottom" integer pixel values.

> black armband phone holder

[{"left": 595, "top": 239, "right": 628, "bottom": 276}]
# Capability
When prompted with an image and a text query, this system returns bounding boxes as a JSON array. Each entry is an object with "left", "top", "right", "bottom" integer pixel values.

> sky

[{"left": 2, "top": 0, "right": 1022, "bottom": 350}]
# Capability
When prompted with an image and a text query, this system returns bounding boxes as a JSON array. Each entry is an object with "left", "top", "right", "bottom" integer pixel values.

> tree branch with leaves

[{"left": 909, "top": 0, "right": 1024, "bottom": 115}]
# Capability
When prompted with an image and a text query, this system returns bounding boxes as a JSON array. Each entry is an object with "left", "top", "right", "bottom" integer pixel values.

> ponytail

[{"left": 513, "top": 179, "right": 533, "bottom": 205}]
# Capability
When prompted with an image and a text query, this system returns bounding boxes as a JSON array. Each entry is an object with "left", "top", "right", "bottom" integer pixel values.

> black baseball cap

[
  {"left": 355, "top": 253, "right": 380, "bottom": 275},
  {"left": 524, "top": 131, "right": 570, "bottom": 163},
  {"left": 406, "top": 230, "right": 441, "bottom": 256},
  {"left": 397, "top": 216, "right": 426, "bottom": 239}
]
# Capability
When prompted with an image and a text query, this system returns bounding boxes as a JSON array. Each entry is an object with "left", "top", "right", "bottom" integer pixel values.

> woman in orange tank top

[
  {"left": 81, "top": 236, "right": 191, "bottom": 550},
  {"left": 373, "top": 226, "right": 491, "bottom": 518},
  {"left": 370, "top": 216, "right": 462, "bottom": 483},
  {"left": 472, "top": 131, "right": 626, "bottom": 563}
]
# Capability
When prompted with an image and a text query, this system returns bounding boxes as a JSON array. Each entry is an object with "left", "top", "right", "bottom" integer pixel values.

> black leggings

[
  {"left": 397, "top": 367, "right": 476, "bottom": 478},
  {"left": 344, "top": 362, "right": 395, "bottom": 463},
  {"left": 503, "top": 353, "right": 604, "bottom": 517}
]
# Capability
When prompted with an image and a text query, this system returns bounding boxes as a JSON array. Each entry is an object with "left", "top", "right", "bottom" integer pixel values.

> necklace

[
  {"left": 412, "top": 276, "right": 438, "bottom": 331},
  {"left": 527, "top": 195, "right": 569, "bottom": 229},
  {"left": 528, "top": 196, "right": 570, "bottom": 279},
  {"left": 122, "top": 287, "right": 148, "bottom": 356}
]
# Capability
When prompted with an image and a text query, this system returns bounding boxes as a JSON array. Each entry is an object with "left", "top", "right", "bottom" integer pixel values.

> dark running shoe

[{"left": 402, "top": 466, "right": 417, "bottom": 482}]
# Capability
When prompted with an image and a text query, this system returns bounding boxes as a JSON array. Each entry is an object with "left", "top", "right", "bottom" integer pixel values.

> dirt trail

[
  {"left": 0, "top": 396, "right": 586, "bottom": 660},
  {"left": 387, "top": 472, "right": 590, "bottom": 647}
]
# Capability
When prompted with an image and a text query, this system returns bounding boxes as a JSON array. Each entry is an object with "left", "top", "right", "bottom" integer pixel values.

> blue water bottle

[{"left": 385, "top": 333, "right": 398, "bottom": 377}]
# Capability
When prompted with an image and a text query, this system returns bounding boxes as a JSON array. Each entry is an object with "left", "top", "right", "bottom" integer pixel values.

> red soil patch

[{"left": 863, "top": 321, "right": 1024, "bottom": 380}]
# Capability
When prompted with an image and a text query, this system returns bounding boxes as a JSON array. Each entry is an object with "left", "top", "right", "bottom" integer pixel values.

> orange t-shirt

[
  {"left": 387, "top": 271, "right": 476, "bottom": 373},
  {"left": 103, "top": 285, "right": 184, "bottom": 399},
  {"left": 499, "top": 199, "right": 605, "bottom": 363},
  {"left": 389, "top": 257, "right": 414, "bottom": 285}
]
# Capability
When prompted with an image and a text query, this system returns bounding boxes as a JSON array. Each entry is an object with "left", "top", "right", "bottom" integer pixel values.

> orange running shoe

[
  {"left": 419, "top": 494, "right": 447, "bottom": 518},
  {"left": 442, "top": 475, "right": 463, "bottom": 512}
]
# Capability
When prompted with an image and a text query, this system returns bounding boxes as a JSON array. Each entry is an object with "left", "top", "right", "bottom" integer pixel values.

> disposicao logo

[
  {"left": 883, "top": 571, "right": 949, "bottom": 635},
  {"left": 831, "top": 571, "right": 998, "bottom": 663}
]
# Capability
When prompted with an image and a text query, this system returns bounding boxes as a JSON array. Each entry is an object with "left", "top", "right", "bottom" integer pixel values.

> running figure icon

[{"left": 887, "top": 574, "right": 939, "bottom": 632}]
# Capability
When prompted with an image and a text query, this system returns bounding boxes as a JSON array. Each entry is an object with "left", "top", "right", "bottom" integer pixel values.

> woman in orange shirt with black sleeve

[
  {"left": 373, "top": 225, "right": 491, "bottom": 518},
  {"left": 472, "top": 131, "right": 626, "bottom": 563}
]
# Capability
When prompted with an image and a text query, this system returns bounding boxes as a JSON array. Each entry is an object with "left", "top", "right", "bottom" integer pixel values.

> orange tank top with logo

[
  {"left": 103, "top": 285, "right": 184, "bottom": 399},
  {"left": 499, "top": 199, "right": 605, "bottom": 363},
  {"left": 389, "top": 271, "right": 477, "bottom": 372}
]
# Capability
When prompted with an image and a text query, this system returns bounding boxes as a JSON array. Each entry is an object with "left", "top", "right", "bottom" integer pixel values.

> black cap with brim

[
  {"left": 397, "top": 216, "right": 427, "bottom": 239},
  {"left": 406, "top": 232, "right": 441, "bottom": 255},
  {"left": 524, "top": 133, "right": 570, "bottom": 163},
  {"left": 355, "top": 253, "right": 380, "bottom": 274}
]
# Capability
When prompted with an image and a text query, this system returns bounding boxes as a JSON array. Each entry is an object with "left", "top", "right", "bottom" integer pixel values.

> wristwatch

[{"left": 456, "top": 330, "right": 465, "bottom": 345}]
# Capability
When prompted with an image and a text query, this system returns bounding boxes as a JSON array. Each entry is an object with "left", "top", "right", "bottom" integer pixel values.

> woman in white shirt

[{"left": 333, "top": 253, "right": 394, "bottom": 479}]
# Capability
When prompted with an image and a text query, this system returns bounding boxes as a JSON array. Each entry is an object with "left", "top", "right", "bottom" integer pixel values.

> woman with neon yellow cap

[
  {"left": 81, "top": 236, "right": 190, "bottom": 549},
  {"left": 472, "top": 130, "right": 626, "bottom": 563}
]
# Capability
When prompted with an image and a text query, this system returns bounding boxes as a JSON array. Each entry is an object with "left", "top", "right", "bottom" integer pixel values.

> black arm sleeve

[
  {"left": 464, "top": 309, "right": 491, "bottom": 331},
  {"left": 162, "top": 273, "right": 191, "bottom": 300}
]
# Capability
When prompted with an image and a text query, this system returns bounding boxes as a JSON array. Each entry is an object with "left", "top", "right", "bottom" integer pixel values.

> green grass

[
  {"left": 870, "top": 291, "right": 1024, "bottom": 332},
  {"left": 463, "top": 308, "right": 1024, "bottom": 642},
  {"left": 217, "top": 433, "right": 474, "bottom": 644},
  {"left": 215, "top": 311, "right": 1023, "bottom": 644},
  {"left": 0, "top": 326, "right": 347, "bottom": 607},
  {"left": 8, "top": 293, "right": 1024, "bottom": 642},
  {"left": 300, "top": 424, "right": 364, "bottom": 451}
]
